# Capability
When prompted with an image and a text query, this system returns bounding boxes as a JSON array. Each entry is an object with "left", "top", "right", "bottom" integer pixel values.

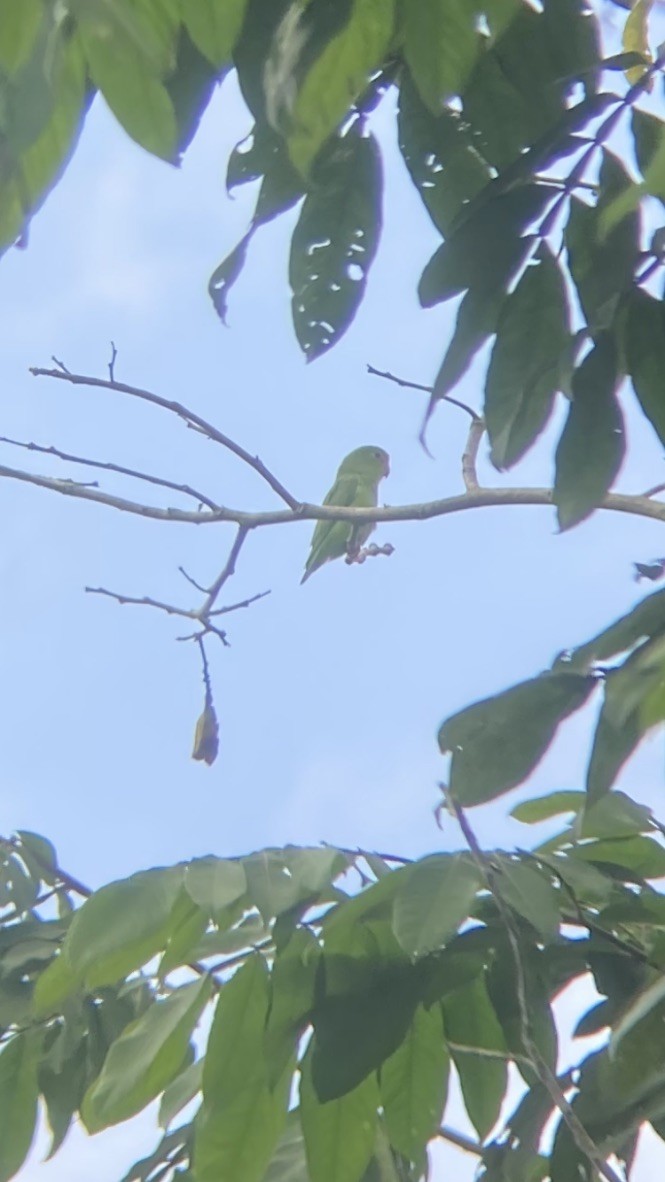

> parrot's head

[{"left": 339, "top": 445, "right": 390, "bottom": 481}]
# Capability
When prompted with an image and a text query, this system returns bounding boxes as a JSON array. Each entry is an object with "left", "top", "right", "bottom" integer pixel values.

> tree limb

[
  {"left": 29, "top": 366, "right": 300, "bottom": 510},
  {"left": 5, "top": 460, "right": 665, "bottom": 528}
]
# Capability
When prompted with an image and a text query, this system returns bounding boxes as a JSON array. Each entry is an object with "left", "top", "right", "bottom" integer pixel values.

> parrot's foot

[{"left": 344, "top": 542, "right": 395, "bottom": 566}]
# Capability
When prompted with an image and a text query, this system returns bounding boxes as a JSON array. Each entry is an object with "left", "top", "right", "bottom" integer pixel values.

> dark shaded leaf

[
  {"left": 486, "top": 246, "right": 570, "bottom": 469},
  {"left": 626, "top": 287, "right": 665, "bottom": 448},
  {"left": 418, "top": 184, "right": 553, "bottom": 308},
  {"left": 397, "top": 69, "right": 492, "bottom": 236},
  {"left": 565, "top": 151, "right": 640, "bottom": 330},
  {"left": 554, "top": 334, "right": 624, "bottom": 530},
  {"left": 438, "top": 672, "right": 595, "bottom": 806},
  {"left": 289, "top": 127, "right": 382, "bottom": 359}
]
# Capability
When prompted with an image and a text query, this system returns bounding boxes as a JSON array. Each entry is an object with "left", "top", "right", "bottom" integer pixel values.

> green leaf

[
  {"left": 397, "top": 69, "right": 491, "bottom": 236},
  {"left": 0, "top": 1032, "right": 40, "bottom": 1182},
  {"left": 300, "top": 1048, "right": 379, "bottom": 1182},
  {"left": 263, "top": 1110, "right": 309, "bottom": 1182},
  {"left": 32, "top": 950, "right": 80, "bottom": 1016},
  {"left": 159, "top": 890, "right": 208, "bottom": 978},
  {"left": 612, "top": 974, "right": 665, "bottom": 1057},
  {"left": 39, "top": 1052, "right": 87, "bottom": 1158},
  {"left": 554, "top": 334, "right": 624, "bottom": 530},
  {"left": 195, "top": 956, "right": 291, "bottom": 1182},
  {"left": 565, "top": 586, "right": 665, "bottom": 672},
  {"left": 63, "top": 866, "right": 184, "bottom": 989},
  {"left": 495, "top": 859, "right": 560, "bottom": 941},
  {"left": 432, "top": 281, "right": 513, "bottom": 400},
  {"left": 565, "top": 151, "right": 640, "bottom": 329},
  {"left": 403, "top": 0, "right": 484, "bottom": 112},
  {"left": 181, "top": 0, "right": 248, "bottom": 66},
  {"left": 159, "top": 1058, "right": 203, "bottom": 1130},
  {"left": 0, "top": 0, "right": 42, "bottom": 72},
  {"left": 487, "top": 943, "right": 558, "bottom": 1082},
  {"left": 0, "top": 32, "right": 88, "bottom": 255},
  {"left": 438, "top": 672, "right": 595, "bottom": 806},
  {"left": 311, "top": 948, "right": 421, "bottom": 1102},
  {"left": 244, "top": 850, "right": 303, "bottom": 922},
  {"left": 622, "top": 0, "right": 653, "bottom": 83},
  {"left": 626, "top": 287, "right": 665, "bottom": 448},
  {"left": 265, "top": 0, "right": 395, "bottom": 174},
  {"left": 14, "top": 830, "right": 58, "bottom": 881},
  {"left": 579, "top": 792, "right": 654, "bottom": 840},
  {"left": 511, "top": 791, "right": 585, "bottom": 824},
  {"left": 442, "top": 976, "right": 507, "bottom": 1139},
  {"left": 379, "top": 1003, "right": 449, "bottom": 1161},
  {"left": 419, "top": 184, "right": 553, "bottom": 308},
  {"left": 485, "top": 246, "right": 570, "bottom": 469},
  {"left": 289, "top": 127, "right": 382, "bottom": 360},
  {"left": 185, "top": 857, "right": 247, "bottom": 920},
  {"left": 572, "top": 835, "right": 665, "bottom": 880},
  {"left": 264, "top": 928, "right": 320, "bottom": 1086},
  {"left": 82, "top": 976, "right": 211, "bottom": 1132},
  {"left": 392, "top": 854, "right": 482, "bottom": 957},
  {"left": 586, "top": 640, "right": 665, "bottom": 803},
  {"left": 77, "top": 13, "right": 178, "bottom": 160}
]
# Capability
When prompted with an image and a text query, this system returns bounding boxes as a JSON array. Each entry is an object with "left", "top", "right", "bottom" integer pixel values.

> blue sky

[{"left": 3, "top": 35, "right": 665, "bottom": 1182}]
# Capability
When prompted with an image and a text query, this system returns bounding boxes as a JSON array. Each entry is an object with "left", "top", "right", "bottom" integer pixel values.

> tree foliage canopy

[{"left": 4, "top": 1, "right": 665, "bottom": 1181}]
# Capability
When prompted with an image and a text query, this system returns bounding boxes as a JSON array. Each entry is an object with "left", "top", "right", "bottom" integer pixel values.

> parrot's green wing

[
  {"left": 301, "top": 473, "right": 363, "bottom": 584},
  {"left": 301, "top": 445, "right": 390, "bottom": 583}
]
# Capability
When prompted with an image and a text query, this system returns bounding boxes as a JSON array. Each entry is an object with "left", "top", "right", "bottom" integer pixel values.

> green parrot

[{"left": 301, "top": 445, "right": 390, "bottom": 584}]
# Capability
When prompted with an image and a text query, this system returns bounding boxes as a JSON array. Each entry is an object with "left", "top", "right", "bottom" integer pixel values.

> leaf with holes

[{"left": 289, "top": 128, "right": 382, "bottom": 360}]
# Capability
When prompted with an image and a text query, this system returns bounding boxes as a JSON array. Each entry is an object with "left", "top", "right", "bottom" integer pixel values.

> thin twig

[
  {"left": 29, "top": 366, "right": 300, "bottom": 509},
  {"left": 642, "top": 481, "right": 665, "bottom": 498},
  {"left": 462, "top": 417, "right": 486, "bottom": 491},
  {"left": 209, "top": 590, "right": 270, "bottom": 616},
  {"left": 0, "top": 435, "right": 220, "bottom": 510},
  {"left": 179, "top": 567, "right": 209, "bottom": 593},
  {"left": 441, "top": 791, "right": 624, "bottom": 1182},
  {"left": 437, "top": 1125, "right": 483, "bottom": 1157},
  {"left": 84, "top": 586, "right": 231, "bottom": 643},
  {"left": 108, "top": 342, "right": 117, "bottom": 382},
  {"left": 367, "top": 364, "right": 480, "bottom": 422},
  {"left": 5, "top": 460, "right": 665, "bottom": 528},
  {"left": 201, "top": 525, "right": 249, "bottom": 615}
]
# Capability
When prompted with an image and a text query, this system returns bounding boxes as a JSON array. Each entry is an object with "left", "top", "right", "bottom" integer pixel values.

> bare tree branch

[
  {"left": 367, "top": 363, "right": 479, "bottom": 422},
  {"left": 4, "top": 459, "right": 665, "bottom": 530},
  {"left": 29, "top": 366, "right": 300, "bottom": 509},
  {"left": 0, "top": 435, "right": 220, "bottom": 510},
  {"left": 462, "top": 417, "right": 485, "bottom": 491}
]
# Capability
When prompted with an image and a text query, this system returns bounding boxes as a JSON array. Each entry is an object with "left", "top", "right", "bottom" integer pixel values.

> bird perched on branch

[{"left": 301, "top": 445, "right": 390, "bottom": 584}]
